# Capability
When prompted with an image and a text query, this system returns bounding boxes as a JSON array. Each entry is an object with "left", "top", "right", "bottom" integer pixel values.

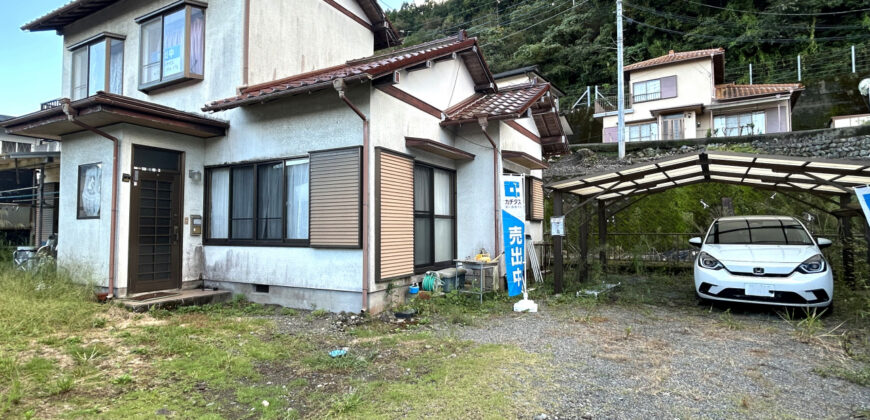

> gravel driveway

[{"left": 453, "top": 303, "right": 870, "bottom": 419}]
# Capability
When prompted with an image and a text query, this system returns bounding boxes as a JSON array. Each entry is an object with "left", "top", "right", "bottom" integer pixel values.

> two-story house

[
  {"left": 2, "top": 0, "right": 565, "bottom": 313},
  {"left": 595, "top": 48, "right": 803, "bottom": 143}
]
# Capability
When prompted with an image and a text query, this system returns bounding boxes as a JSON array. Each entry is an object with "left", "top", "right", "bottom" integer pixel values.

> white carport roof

[{"left": 546, "top": 151, "right": 870, "bottom": 200}]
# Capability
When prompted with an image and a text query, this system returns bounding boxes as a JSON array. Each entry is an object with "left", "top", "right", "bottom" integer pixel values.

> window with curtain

[
  {"left": 70, "top": 36, "right": 124, "bottom": 100},
  {"left": 206, "top": 158, "right": 310, "bottom": 245},
  {"left": 713, "top": 111, "right": 766, "bottom": 137},
  {"left": 137, "top": 4, "right": 206, "bottom": 91},
  {"left": 413, "top": 164, "right": 455, "bottom": 271}
]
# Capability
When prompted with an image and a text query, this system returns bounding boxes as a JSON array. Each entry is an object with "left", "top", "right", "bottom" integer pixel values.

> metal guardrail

[{"left": 40, "top": 99, "right": 62, "bottom": 110}]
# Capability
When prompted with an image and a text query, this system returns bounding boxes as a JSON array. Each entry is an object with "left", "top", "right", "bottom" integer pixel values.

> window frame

[
  {"left": 632, "top": 79, "right": 662, "bottom": 103},
  {"left": 135, "top": 0, "right": 207, "bottom": 92},
  {"left": 413, "top": 162, "right": 457, "bottom": 273},
  {"left": 204, "top": 157, "right": 310, "bottom": 247},
  {"left": 68, "top": 33, "right": 125, "bottom": 100},
  {"left": 624, "top": 121, "right": 659, "bottom": 142},
  {"left": 713, "top": 111, "right": 766, "bottom": 137},
  {"left": 525, "top": 175, "right": 543, "bottom": 222}
]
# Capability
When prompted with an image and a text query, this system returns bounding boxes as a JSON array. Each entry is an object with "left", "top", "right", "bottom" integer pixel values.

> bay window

[
  {"left": 136, "top": 1, "right": 206, "bottom": 92},
  {"left": 414, "top": 164, "right": 456, "bottom": 271},
  {"left": 713, "top": 111, "right": 766, "bottom": 137},
  {"left": 206, "top": 158, "right": 310, "bottom": 245},
  {"left": 70, "top": 35, "right": 124, "bottom": 100}
]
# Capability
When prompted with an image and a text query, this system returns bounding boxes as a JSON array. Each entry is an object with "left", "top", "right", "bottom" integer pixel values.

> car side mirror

[
  {"left": 816, "top": 238, "right": 832, "bottom": 249},
  {"left": 688, "top": 237, "right": 702, "bottom": 248}
]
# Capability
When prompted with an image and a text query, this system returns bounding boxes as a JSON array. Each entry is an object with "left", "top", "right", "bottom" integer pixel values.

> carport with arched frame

[{"left": 546, "top": 151, "right": 870, "bottom": 293}]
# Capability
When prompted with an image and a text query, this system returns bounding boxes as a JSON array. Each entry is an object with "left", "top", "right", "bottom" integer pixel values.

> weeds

[{"left": 719, "top": 309, "right": 743, "bottom": 330}]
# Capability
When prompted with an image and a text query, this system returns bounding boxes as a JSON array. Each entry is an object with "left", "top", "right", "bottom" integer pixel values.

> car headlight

[
  {"left": 797, "top": 254, "right": 826, "bottom": 274},
  {"left": 698, "top": 251, "right": 723, "bottom": 270}
]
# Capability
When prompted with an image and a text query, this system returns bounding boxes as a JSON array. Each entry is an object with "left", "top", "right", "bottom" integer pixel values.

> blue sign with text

[{"left": 502, "top": 177, "right": 526, "bottom": 297}]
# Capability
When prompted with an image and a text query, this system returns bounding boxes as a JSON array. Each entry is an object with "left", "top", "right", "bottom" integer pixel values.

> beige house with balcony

[{"left": 595, "top": 48, "right": 803, "bottom": 143}]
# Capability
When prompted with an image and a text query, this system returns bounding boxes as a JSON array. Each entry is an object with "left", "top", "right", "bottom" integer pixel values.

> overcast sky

[{"left": 0, "top": 1, "right": 422, "bottom": 117}]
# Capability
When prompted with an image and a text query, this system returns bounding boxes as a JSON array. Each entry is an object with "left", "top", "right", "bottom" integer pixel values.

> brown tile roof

[
  {"left": 624, "top": 48, "right": 725, "bottom": 72},
  {"left": 204, "top": 35, "right": 488, "bottom": 112},
  {"left": 441, "top": 83, "right": 551, "bottom": 125},
  {"left": 714, "top": 83, "right": 804, "bottom": 100}
]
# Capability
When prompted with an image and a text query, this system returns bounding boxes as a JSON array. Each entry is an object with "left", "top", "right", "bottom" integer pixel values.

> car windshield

[{"left": 705, "top": 219, "right": 814, "bottom": 245}]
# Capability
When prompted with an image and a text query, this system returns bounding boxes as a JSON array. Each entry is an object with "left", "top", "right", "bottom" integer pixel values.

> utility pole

[{"left": 616, "top": 0, "right": 626, "bottom": 159}]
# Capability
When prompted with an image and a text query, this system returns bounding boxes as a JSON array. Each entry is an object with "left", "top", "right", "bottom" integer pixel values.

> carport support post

[
  {"left": 578, "top": 204, "right": 589, "bottom": 282},
  {"left": 553, "top": 191, "right": 563, "bottom": 293},
  {"left": 598, "top": 200, "right": 607, "bottom": 269},
  {"left": 840, "top": 194, "right": 856, "bottom": 289}
]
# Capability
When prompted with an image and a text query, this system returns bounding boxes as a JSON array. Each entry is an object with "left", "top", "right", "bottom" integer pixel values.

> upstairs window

[
  {"left": 632, "top": 79, "right": 661, "bottom": 103},
  {"left": 70, "top": 34, "right": 124, "bottom": 100},
  {"left": 136, "top": 1, "right": 206, "bottom": 92}
]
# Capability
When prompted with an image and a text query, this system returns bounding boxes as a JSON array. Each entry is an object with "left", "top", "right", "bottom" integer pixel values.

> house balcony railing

[
  {"left": 632, "top": 91, "right": 660, "bottom": 103},
  {"left": 594, "top": 95, "right": 619, "bottom": 114},
  {"left": 40, "top": 99, "right": 62, "bottom": 110}
]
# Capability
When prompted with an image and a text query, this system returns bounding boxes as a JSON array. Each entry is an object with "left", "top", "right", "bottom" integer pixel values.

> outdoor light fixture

[
  {"left": 859, "top": 78, "right": 870, "bottom": 111},
  {"left": 188, "top": 169, "right": 202, "bottom": 182},
  {"left": 700, "top": 199, "right": 709, "bottom": 209}
]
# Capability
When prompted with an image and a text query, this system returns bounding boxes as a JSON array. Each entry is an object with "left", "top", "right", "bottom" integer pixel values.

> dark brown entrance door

[{"left": 128, "top": 146, "right": 183, "bottom": 294}]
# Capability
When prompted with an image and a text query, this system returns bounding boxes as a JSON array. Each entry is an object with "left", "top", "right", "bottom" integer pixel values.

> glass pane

[
  {"left": 231, "top": 166, "right": 254, "bottom": 239},
  {"left": 648, "top": 79, "right": 661, "bottom": 94},
  {"left": 71, "top": 48, "right": 88, "bottom": 100},
  {"left": 414, "top": 166, "right": 431, "bottom": 212},
  {"left": 87, "top": 41, "right": 106, "bottom": 96},
  {"left": 141, "top": 19, "right": 162, "bottom": 84},
  {"left": 634, "top": 82, "right": 646, "bottom": 95},
  {"left": 749, "top": 219, "right": 787, "bottom": 244},
  {"left": 414, "top": 217, "right": 432, "bottom": 266},
  {"left": 434, "top": 218, "right": 453, "bottom": 262},
  {"left": 162, "top": 9, "right": 185, "bottom": 78},
  {"left": 650, "top": 123, "right": 659, "bottom": 140},
  {"left": 208, "top": 168, "right": 229, "bottom": 239},
  {"left": 189, "top": 7, "right": 205, "bottom": 75},
  {"left": 133, "top": 147, "right": 179, "bottom": 171},
  {"left": 286, "top": 159, "right": 309, "bottom": 239},
  {"left": 257, "top": 162, "right": 283, "bottom": 240},
  {"left": 433, "top": 169, "right": 452, "bottom": 216},
  {"left": 752, "top": 112, "right": 766, "bottom": 135},
  {"left": 707, "top": 220, "right": 750, "bottom": 244},
  {"left": 109, "top": 39, "right": 124, "bottom": 94}
]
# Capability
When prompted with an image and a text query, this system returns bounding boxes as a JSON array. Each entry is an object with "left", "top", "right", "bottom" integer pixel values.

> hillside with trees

[{"left": 387, "top": 0, "right": 870, "bottom": 137}]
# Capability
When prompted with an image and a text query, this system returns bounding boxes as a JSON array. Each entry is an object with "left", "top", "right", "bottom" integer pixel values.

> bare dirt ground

[{"left": 454, "top": 301, "right": 870, "bottom": 419}]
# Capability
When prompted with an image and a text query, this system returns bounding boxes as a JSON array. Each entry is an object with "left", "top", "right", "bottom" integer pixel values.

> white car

[{"left": 690, "top": 216, "right": 833, "bottom": 309}]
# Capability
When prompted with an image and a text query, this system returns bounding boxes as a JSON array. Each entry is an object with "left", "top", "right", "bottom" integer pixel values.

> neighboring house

[
  {"left": 0, "top": 115, "right": 59, "bottom": 246},
  {"left": 829, "top": 114, "right": 870, "bottom": 128},
  {"left": 595, "top": 49, "right": 803, "bottom": 143},
  {"left": 3, "top": 0, "right": 564, "bottom": 313}
]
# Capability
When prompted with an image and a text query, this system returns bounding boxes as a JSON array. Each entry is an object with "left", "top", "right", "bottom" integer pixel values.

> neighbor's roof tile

[
  {"left": 624, "top": 48, "right": 725, "bottom": 72},
  {"left": 715, "top": 83, "right": 804, "bottom": 100},
  {"left": 442, "top": 83, "right": 550, "bottom": 124}
]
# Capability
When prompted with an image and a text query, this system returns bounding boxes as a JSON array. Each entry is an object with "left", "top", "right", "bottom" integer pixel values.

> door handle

[{"left": 173, "top": 225, "right": 180, "bottom": 242}]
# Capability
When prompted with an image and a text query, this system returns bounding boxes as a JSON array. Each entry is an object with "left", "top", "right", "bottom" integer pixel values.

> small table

[{"left": 454, "top": 259, "right": 499, "bottom": 303}]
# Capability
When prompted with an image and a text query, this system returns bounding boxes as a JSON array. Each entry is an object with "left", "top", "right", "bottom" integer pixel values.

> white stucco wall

[
  {"left": 394, "top": 58, "right": 477, "bottom": 111},
  {"left": 61, "top": 0, "right": 244, "bottom": 115},
  {"left": 202, "top": 87, "right": 368, "bottom": 299},
  {"left": 247, "top": 0, "right": 374, "bottom": 86},
  {"left": 57, "top": 130, "right": 116, "bottom": 286}
]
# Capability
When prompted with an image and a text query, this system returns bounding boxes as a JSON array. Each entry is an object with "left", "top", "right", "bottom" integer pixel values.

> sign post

[{"left": 502, "top": 175, "right": 538, "bottom": 312}]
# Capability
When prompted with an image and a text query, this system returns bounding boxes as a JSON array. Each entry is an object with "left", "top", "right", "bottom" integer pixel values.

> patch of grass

[
  {"left": 719, "top": 309, "right": 743, "bottom": 330},
  {"left": 112, "top": 373, "right": 134, "bottom": 385},
  {"left": 308, "top": 308, "right": 329, "bottom": 320},
  {"left": 813, "top": 363, "right": 870, "bottom": 387}
]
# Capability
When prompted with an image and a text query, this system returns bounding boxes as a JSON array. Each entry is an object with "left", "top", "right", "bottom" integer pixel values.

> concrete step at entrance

[{"left": 117, "top": 289, "right": 232, "bottom": 313}]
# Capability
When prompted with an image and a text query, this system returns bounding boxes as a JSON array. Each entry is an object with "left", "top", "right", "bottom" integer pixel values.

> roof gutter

[
  {"left": 333, "top": 78, "right": 371, "bottom": 313},
  {"left": 61, "top": 99, "right": 120, "bottom": 299}
]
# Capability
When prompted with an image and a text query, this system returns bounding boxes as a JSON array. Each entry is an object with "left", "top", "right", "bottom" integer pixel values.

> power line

[
  {"left": 482, "top": 1, "right": 588, "bottom": 46},
  {"left": 678, "top": 0, "right": 870, "bottom": 16},
  {"left": 623, "top": 16, "right": 870, "bottom": 44},
  {"left": 624, "top": 2, "right": 867, "bottom": 31}
]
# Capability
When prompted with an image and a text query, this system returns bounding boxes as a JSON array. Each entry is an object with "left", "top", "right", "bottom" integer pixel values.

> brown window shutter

[
  {"left": 530, "top": 178, "right": 544, "bottom": 221},
  {"left": 376, "top": 149, "right": 415, "bottom": 280},
  {"left": 309, "top": 147, "right": 362, "bottom": 248}
]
